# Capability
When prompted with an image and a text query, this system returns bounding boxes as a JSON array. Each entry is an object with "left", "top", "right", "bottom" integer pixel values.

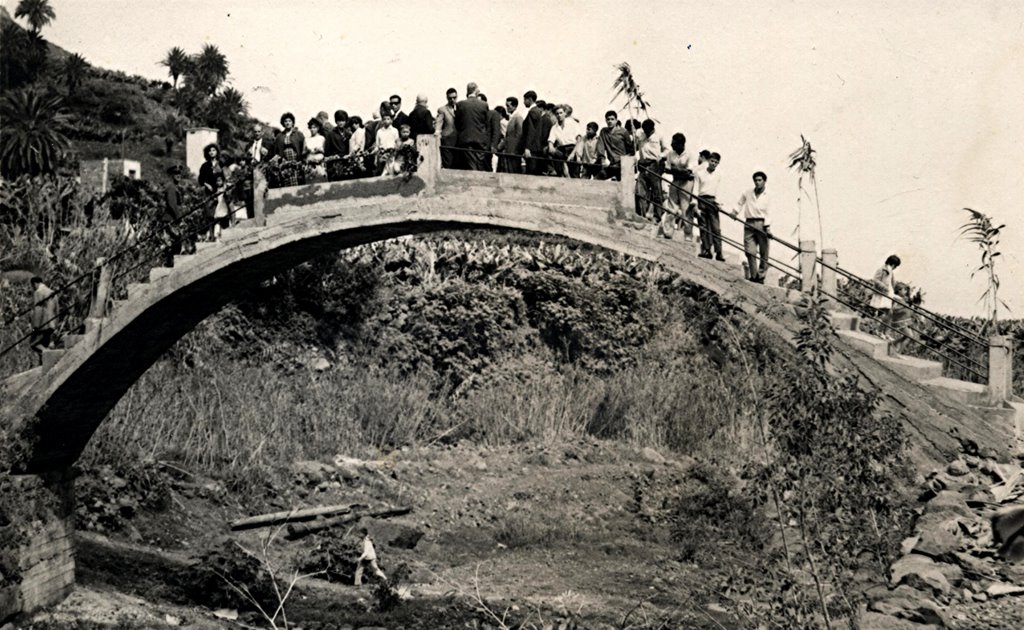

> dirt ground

[{"left": 25, "top": 438, "right": 741, "bottom": 629}]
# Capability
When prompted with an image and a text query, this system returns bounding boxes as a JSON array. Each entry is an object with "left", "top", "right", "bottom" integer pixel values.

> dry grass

[{"left": 83, "top": 322, "right": 764, "bottom": 488}]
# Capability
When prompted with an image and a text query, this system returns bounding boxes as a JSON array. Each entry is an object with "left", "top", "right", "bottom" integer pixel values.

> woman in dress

[
  {"left": 198, "top": 143, "right": 223, "bottom": 240},
  {"left": 306, "top": 117, "right": 327, "bottom": 181}
]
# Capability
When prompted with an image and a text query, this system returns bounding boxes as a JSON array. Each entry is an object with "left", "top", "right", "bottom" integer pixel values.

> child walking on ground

[{"left": 354, "top": 527, "right": 387, "bottom": 585}]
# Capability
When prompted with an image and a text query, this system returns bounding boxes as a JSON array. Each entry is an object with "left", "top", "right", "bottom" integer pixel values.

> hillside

[{"left": 1, "top": 7, "right": 250, "bottom": 186}]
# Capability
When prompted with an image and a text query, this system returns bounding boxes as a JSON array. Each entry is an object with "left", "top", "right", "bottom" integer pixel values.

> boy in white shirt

[
  {"left": 354, "top": 527, "right": 387, "bottom": 585},
  {"left": 663, "top": 133, "right": 697, "bottom": 240},
  {"left": 374, "top": 112, "right": 400, "bottom": 175}
]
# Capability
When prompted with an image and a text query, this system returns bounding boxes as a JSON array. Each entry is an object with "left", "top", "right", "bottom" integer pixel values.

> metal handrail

[
  {"left": 0, "top": 176, "right": 247, "bottom": 361},
  {"left": 820, "top": 258, "right": 988, "bottom": 348},
  {"left": 817, "top": 284, "right": 986, "bottom": 382},
  {"left": 635, "top": 192, "right": 802, "bottom": 283},
  {"left": 636, "top": 162, "right": 803, "bottom": 254}
]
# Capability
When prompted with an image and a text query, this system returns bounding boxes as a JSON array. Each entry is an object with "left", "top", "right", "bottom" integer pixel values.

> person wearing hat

[{"left": 160, "top": 165, "right": 188, "bottom": 264}]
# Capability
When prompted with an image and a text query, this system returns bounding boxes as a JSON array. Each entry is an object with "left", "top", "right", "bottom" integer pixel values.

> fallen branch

[
  {"left": 230, "top": 503, "right": 368, "bottom": 531},
  {"left": 284, "top": 506, "right": 412, "bottom": 540}
]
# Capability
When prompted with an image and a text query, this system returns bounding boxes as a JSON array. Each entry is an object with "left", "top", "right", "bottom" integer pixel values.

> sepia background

[{"left": 9, "top": 0, "right": 1022, "bottom": 317}]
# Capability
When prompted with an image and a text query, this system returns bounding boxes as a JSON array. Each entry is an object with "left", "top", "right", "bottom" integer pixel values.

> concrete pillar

[
  {"left": 0, "top": 470, "right": 76, "bottom": 622},
  {"left": 989, "top": 335, "right": 1014, "bottom": 404},
  {"left": 821, "top": 248, "right": 838, "bottom": 298},
  {"left": 185, "top": 127, "right": 219, "bottom": 177},
  {"left": 800, "top": 240, "right": 817, "bottom": 293},
  {"left": 417, "top": 134, "right": 439, "bottom": 193},
  {"left": 619, "top": 155, "right": 637, "bottom": 220},
  {"left": 252, "top": 167, "right": 268, "bottom": 227},
  {"left": 88, "top": 257, "right": 111, "bottom": 319}
]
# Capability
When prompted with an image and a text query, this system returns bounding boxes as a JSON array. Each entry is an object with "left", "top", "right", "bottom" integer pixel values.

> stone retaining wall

[{"left": 0, "top": 471, "right": 75, "bottom": 624}]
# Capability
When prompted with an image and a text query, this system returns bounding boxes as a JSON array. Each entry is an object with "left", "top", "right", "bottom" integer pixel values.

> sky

[{"left": 6, "top": 0, "right": 1023, "bottom": 318}]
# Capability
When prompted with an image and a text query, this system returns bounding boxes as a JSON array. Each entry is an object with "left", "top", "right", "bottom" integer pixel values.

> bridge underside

[{"left": 2, "top": 156, "right": 1016, "bottom": 475}]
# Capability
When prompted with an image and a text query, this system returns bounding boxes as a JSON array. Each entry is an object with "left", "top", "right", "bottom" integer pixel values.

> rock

[
  {"left": 925, "top": 491, "right": 974, "bottom": 519},
  {"left": 900, "top": 536, "right": 920, "bottom": 555},
  {"left": 913, "top": 517, "right": 965, "bottom": 559},
  {"left": 310, "top": 357, "right": 331, "bottom": 372},
  {"left": 890, "top": 555, "right": 954, "bottom": 596},
  {"left": 387, "top": 526, "right": 425, "bottom": 550},
  {"left": 992, "top": 506, "right": 1024, "bottom": 562},
  {"left": 859, "top": 610, "right": 938, "bottom": 629},
  {"left": 639, "top": 447, "right": 665, "bottom": 464},
  {"left": 948, "top": 460, "right": 970, "bottom": 476},
  {"left": 951, "top": 552, "right": 996, "bottom": 579},
  {"left": 291, "top": 460, "right": 333, "bottom": 484},
  {"left": 972, "top": 591, "right": 988, "bottom": 602},
  {"left": 964, "top": 454, "right": 980, "bottom": 468},
  {"left": 869, "top": 586, "right": 949, "bottom": 626},
  {"left": 986, "top": 582, "right": 1024, "bottom": 598}
]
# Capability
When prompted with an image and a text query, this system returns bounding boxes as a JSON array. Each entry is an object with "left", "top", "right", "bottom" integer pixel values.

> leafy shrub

[
  {"left": 180, "top": 540, "right": 278, "bottom": 612},
  {"left": 74, "top": 463, "right": 170, "bottom": 533},
  {"left": 670, "top": 463, "right": 769, "bottom": 562},
  {"left": 295, "top": 529, "right": 362, "bottom": 584}
]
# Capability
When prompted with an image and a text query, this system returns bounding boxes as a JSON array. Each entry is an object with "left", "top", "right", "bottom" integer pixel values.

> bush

[{"left": 180, "top": 540, "right": 278, "bottom": 612}]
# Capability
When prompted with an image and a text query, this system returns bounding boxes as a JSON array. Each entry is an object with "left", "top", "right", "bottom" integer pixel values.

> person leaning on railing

[
  {"left": 695, "top": 152, "right": 724, "bottom": 261},
  {"left": 29, "top": 276, "right": 57, "bottom": 365},
  {"left": 636, "top": 119, "right": 668, "bottom": 224},
  {"left": 869, "top": 255, "right": 902, "bottom": 340}
]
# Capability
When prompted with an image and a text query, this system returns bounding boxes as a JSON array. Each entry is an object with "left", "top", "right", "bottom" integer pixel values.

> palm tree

[
  {"left": 157, "top": 113, "right": 185, "bottom": 156},
  {"left": 190, "top": 44, "right": 229, "bottom": 93},
  {"left": 160, "top": 46, "right": 190, "bottom": 90},
  {"left": 0, "top": 88, "right": 70, "bottom": 178},
  {"left": 205, "top": 87, "right": 249, "bottom": 147},
  {"left": 15, "top": 0, "right": 56, "bottom": 33},
  {"left": 0, "top": 20, "right": 48, "bottom": 90},
  {"left": 611, "top": 62, "right": 655, "bottom": 147},
  {"left": 788, "top": 135, "right": 823, "bottom": 247},
  {"left": 62, "top": 53, "right": 87, "bottom": 97}
]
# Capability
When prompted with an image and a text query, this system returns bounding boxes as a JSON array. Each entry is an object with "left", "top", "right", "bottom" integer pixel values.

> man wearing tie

[{"left": 435, "top": 87, "right": 458, "bottom": 168}]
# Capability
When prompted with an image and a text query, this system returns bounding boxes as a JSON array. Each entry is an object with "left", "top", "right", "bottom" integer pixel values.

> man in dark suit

[
  {"left": 454, "top": 82, "right": 491, "bottom": 171},
  {"left": 389, "top": 95, "right": 409, "bottom": 131},
  {"left": 479, "top": 94, "right": 503, "bottom": 172},
  {"left": 519, "top": 98, "right": 553, "bottom": 176},
  {"left": 407, "top": 94, "right": 436, "bottom": 139}
]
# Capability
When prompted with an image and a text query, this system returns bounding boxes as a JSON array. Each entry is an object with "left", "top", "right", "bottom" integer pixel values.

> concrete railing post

[
  {"left": 800, "top": 240, "right": 817, "bottom": 293},
  {"left": 88, "top": 257, "right": 111, "bottom": 319},
  {"left": 417, "top": 134, "right": 440, "bottom": 193},
  {"left": 618, "top": 155, "right": 637, "bottom": 220},
  {"left": 253, "top": 166, "right": 268, "bottom": 227},
  {"left": 821, "top": 248, "right": 838, "bottom": 298},
  {"left": 988, "top": 335, "right": 1014, "bottom": 404}
]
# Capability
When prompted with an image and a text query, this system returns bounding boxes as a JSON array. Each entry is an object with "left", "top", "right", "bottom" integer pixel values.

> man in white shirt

[
  {"left": 662, "top": 133, "right": 696, "bottom": 240},
  {"left": 733, "top": 171, "right": 771, "bottom": 283},
  {"left": 636, "top": 119, "right": 668, "bottom": 221},
  {"left": 547, "top": 105, "right": 580, "bottom": 177},
  {"left": 695, "top": 152, "right": 724, "bottom": 260},
  {"left": 354, "top": 527, "right": 387, "bottom": 585}
]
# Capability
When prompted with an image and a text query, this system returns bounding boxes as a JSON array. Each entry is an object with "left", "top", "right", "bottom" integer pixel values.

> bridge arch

[{"left": 4, "top": 141, "right": 788, "bottom": 473}]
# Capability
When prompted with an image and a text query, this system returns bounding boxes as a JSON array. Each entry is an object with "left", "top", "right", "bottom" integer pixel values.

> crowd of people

[{"left": 175, "top": 81, "right": 782, "bottom": 284}]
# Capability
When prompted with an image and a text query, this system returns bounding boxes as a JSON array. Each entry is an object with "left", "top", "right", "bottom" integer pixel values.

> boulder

[
  {"left": 947, "top": 460, "right": 969, "bottom": 476},
  {"left": 985, "top": 582, "right": 1024, "bottom": 598},
  {"left": 992, "top": 506, "right": 1024, "bottom": 562},
  {"left": 913, "top": 517, "right": 965, "bottom": 559},
  {"left": 639, "top": 447, "right": 665, "bottom": 464},
  {"left": 890, "top": 555, "right": 955, "bottom": 596},
  {"left": 859, "top": 610, "right": 939, "bottom": 630},
  {"left": 869, "top": 586, "right": 949, "bottom": 626}
]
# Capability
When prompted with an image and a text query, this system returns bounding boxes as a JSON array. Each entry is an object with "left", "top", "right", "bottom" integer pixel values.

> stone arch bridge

[{"left": 0, "top": 136, "right": 1018, "bottom": 619}]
